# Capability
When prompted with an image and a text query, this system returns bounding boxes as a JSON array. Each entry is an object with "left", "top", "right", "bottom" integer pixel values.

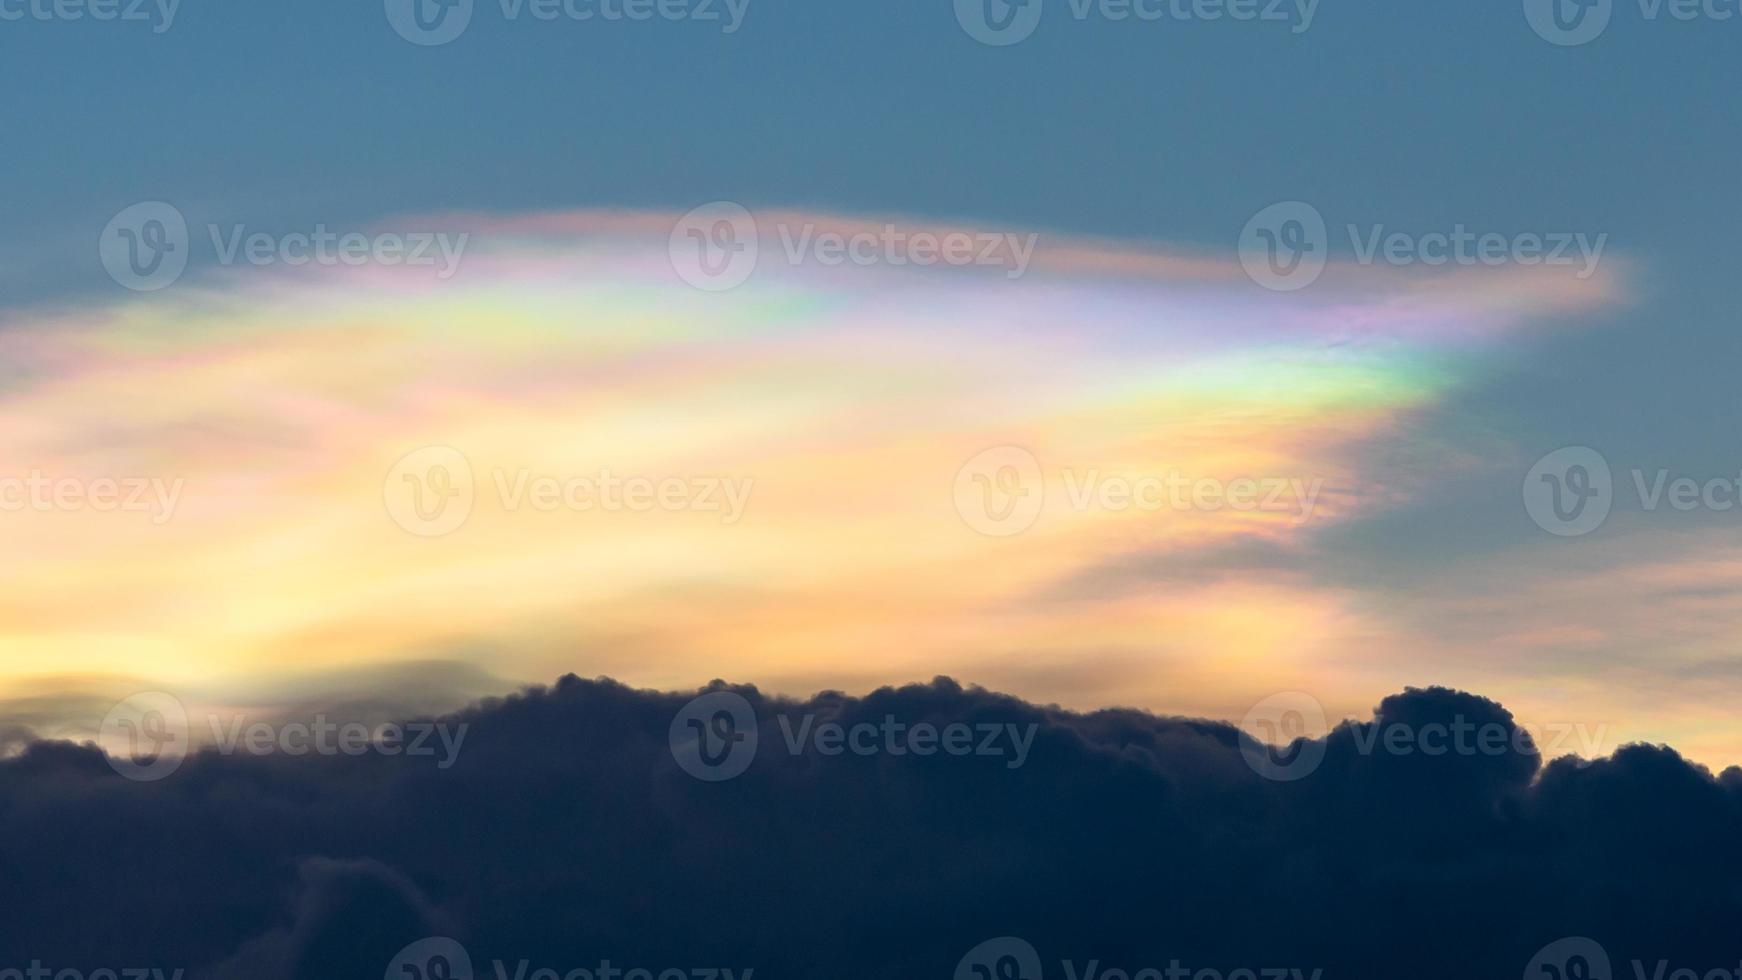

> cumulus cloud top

[{"left": 1, "top": 675, "right": 1736, "bottom": 980}]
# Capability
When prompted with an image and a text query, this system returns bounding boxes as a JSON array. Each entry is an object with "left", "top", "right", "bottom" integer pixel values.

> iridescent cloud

[{"left": 0, "top": 210, "right": 1631, "bottom": 760}]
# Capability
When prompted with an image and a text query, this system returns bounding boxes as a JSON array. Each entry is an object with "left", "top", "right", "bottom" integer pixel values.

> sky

[{"left": 3, "top": 1, "right": 1742, "bottom": 766}]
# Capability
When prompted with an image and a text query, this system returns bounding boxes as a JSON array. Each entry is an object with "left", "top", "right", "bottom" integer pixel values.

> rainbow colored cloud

[{"left": 0, "top": 209, "right": 1621, "bottom": 752}]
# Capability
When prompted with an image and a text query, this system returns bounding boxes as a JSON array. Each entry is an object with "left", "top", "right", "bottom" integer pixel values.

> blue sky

[{"left": 4, "top": 0, "right": 1742, "bottom": 763}]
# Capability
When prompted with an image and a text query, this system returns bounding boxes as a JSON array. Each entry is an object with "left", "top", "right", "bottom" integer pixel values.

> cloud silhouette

[{"left": 1, "top": 676, "right": 1737, "bottom": 980}]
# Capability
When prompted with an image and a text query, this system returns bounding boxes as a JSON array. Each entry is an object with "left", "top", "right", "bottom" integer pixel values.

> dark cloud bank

[{"left": 3, "top": 677, "right": 1740, "bottom": 980}]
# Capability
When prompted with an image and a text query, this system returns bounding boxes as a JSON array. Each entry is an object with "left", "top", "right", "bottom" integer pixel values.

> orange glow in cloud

[{"left": 0, "top": 210, "right": 1646, "bottom": 759}]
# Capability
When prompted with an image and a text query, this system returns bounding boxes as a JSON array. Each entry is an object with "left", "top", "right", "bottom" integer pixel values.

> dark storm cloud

[{"left": 1, "top": 677, "right": 1738, "bottom": 980}]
